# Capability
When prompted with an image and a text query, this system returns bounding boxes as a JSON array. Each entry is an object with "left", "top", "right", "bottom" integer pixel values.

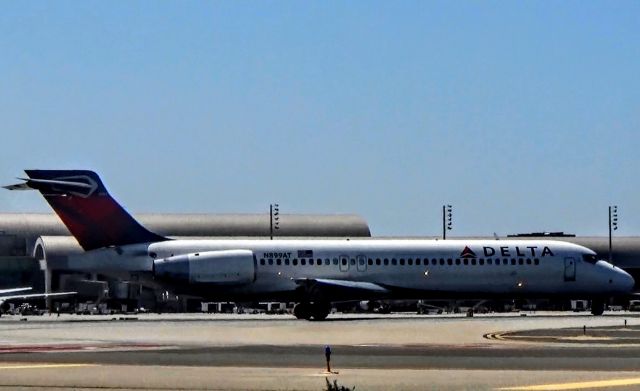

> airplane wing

[
  {"left": 0, "top": 287, "right": 32, "bottom": 295},
  {"left": 294, "top": 278, "right": 390, "bottom": 301},
  {"left": 0, "top": 291, "right": 76, "bottom": 305}
]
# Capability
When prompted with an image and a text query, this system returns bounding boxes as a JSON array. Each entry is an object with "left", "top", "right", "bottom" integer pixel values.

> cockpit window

[{"left": 582, "top": 254, "right": 597, "bottom": 264}]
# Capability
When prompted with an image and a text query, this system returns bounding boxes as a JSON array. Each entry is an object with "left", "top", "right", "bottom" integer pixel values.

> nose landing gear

[{"left": 591, "top": 299, "right": 605, "bottom": 316}]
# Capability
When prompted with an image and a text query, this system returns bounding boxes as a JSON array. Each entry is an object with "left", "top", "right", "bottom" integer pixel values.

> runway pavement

[{"left": 0, "top": 312, "right": 639, "bottom": 390}]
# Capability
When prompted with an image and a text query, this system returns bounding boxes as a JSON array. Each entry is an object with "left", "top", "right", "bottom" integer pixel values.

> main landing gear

[{"left": 293, "top": 302, "right": 331, "bottom": 321}]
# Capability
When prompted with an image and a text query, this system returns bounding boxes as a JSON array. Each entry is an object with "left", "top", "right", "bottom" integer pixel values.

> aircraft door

[
  {"left": 356, "top": 255, "right": 367, "bottom": 272},
  {"left": 339, "top": 255, "right": 349, "bottom": 272},
  {"left": 564, "top": 257, "right": 576, "bottom": 282}
]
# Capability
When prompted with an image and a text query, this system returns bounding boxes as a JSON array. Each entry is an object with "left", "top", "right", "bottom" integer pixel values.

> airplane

[
  {"left": 0, "top": 287, "right": 76, "bottom": 316},
  {"left": 0, "top": 287, "right": 32, "bottom": 295},
  {"left": 4, "top": 170, "right": 635, "bottom": 320}
]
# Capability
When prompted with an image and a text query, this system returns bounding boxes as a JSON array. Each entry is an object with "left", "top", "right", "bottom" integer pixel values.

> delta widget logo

[{"left": 460, "top": 246, "right": 476, "bottom": 258}]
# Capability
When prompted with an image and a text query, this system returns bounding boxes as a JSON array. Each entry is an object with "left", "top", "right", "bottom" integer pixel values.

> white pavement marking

[{"left": 0, "top": 363, "right": 96, "bottom": 370}]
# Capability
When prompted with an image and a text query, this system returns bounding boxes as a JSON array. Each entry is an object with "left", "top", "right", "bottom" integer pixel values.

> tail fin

[{"left": 4, "top": 170, "right": 167, "bottom": 250}]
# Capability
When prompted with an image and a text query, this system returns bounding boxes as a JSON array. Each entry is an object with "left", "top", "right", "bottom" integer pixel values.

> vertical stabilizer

[{"left": 4, "top": 170, "right": 167, "bottom": 250}]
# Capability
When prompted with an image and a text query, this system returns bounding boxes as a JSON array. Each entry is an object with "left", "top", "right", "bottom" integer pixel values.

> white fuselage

[{"left": 144, "top": 238, "right": 634, "bottom": 300}]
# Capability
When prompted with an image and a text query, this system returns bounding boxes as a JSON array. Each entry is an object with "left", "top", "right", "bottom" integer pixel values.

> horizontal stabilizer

[
  {"left": 3, "top": 181, "right": 33, "bottom": 191},
  {"left": 4, "top": 177, "right": 94, "bottom": 192}
]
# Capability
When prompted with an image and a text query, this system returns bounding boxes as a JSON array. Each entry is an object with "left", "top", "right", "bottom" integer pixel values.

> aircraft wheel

[
  {"left": 591, "top": 299, "right": 605, "bottom": 316},
  {"left": 293, "top": 303, "right": 311, "bottom": 320},
  {"left": 309, "top": 302, "right": 331, "bottom": 321},
  {"left": 310, "top": 307, "right": 329, "bottom": 321}
]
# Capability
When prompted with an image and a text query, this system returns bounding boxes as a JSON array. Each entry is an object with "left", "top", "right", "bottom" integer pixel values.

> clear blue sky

[{"left": 1, "top": 1, "right": 638, "bottom": 237}]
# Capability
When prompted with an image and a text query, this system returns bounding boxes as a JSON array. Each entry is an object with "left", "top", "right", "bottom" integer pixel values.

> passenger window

[
  {"left": 408, "top": 258, "right": 413, "bottom": 265},
  {"left": 293, "top": 259, "right": 298, "bottom": 266},
  {"left": 268, "top": 259, "right": 274, "bottom": 265},
  {"left": 325, "top": 259, "right": 330, "bottom": 265},
  {"left": 399, "top": 259, "right": 405, "bottom": 266},
  {"left": 440, "top": 259, "right": 445, "bottom": 265},
  {"left": 432, "top": 259, "right": 437, "bottom": 265},
  {"left": 333, "top": 258, "right": 339, "bottom": 265},
  {"left": 479, "top": 259, "right": 484, "bottom": 265},
  {"left": 455, "top": 259, "right": 461, "bottom": 265},
  {"left": 526, "top": 259, "right": 532, "bottom": 265},
  {"left": 301, "top": 259, "right": 306, "bottom": 265},
  {"left": 276, "top": 259, "right": 282, "bottom": 265},
  {"left": 463, "top": 259, "right": 468, "bottom": 265},
  {"left": 285, "top": 259, "right": 290, "bottom": 266},
  {"left": 359, "top": 258, "right": 365, "bottom": 265},
  {"left": 487, "top": 259, "right": 492, "bottom": 265},
  {"left": 341, "top": 258, "right": 347, "bottom": 265},
  {"left": 518, "top": 259, "right": 524, "bottom": 265},
  {"left": 503, "top": 259, "right": 508, "bottom": 265},
  {"left": 376, "top": 258, "right": 381, "bottom": 265},
  {"left": 260, "top": 259, "right": 265, "bottom": 265},
  {"left": 368, "top": 258, "right": 373, "bottom": 265},
  {"left": 471, "top": 259, "right": 476, "bottom": 266},
  {"left": 511, "top": 259, "right": 516, "bottom": 265},
  {"left": 447, "top": 259, "right": 453, "bottom": 265},
  {"left": 384, "top": 258, "right": 389, "bottom": 265},
  {"left": 350, "top": 259, "right": 356, "bottom": 265},
  {"left": 534, "top": 258, "right": 540, "bottom": 265}
]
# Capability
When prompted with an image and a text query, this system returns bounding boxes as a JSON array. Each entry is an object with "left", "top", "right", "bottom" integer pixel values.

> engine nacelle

[{"left": 153, "top": 249, "right": 255, "bottom": 285}]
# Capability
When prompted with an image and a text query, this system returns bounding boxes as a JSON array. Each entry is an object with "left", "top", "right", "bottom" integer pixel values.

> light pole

[
  {"left": 443, "top": 204, "right": 452, "bottom": 240},
  {"left": 608, "top": 205, "right": 618, "bottom": 264},
  {"left": 270, "top": 203, "right": 280, "bottom": 240}
]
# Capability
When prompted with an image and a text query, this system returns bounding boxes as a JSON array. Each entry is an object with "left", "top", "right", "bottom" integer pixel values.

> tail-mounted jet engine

[{"left": 153, "top": 249, "right": 255, "bottom": 285}]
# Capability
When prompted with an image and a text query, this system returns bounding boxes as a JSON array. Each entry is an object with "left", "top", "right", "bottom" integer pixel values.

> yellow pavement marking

[
  {"left": 0, "top": 363, "right": 96, "bottom": 370},
  {"left": 499, "top": 377, "right": 640, "bottom": 390}
]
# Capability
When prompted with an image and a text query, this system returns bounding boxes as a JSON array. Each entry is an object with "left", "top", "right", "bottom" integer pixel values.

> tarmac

[{"left": 0, "top": 312, "right": 640, "bottom": 390}]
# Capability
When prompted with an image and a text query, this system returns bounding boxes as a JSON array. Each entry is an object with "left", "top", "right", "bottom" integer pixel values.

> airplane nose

[{"left": 617, "top": 268, "right": 635, "bottom": 293}]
